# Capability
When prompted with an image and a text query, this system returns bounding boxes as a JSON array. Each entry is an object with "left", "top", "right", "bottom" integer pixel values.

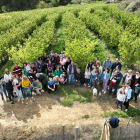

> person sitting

[
  {"left": 73, "top": 69, "right": 84, "bottom": 86},
  {"left": 84, "top": 68, "right": 91, "bottom": 86},
  {"left": 32, "top": 79, "right": 39, "bottom": 95},
  {"left": 59, "top": 74, "right": 64, "bottom": 86},
  {"left": 47, "top": 60, "right": 53, "bottom": 77},
  {"left": 53, "top": 76, "right": 60, "bottom": 90},
  {"left": 47, "top": 78, "right": 55, "bottom": 94},
  {"left": 109, "top": 73, "right": 117, "bottom": 92},
  {"left": 36, "top": 79, "right": 44, "bottom": 93},
  {"left": 111, "top": 58, "right": 122, "bottom": 72},
  {"left": 54, "top": 66, "right": 63, "bottom": 77},
  {"left": 22, "top": 76, "right": 33, "bottom": 99},
  {"left": 63, "top": 73, "right": 68, "bottom": 86},
  {"left": 116, "top": 90, "right": 126, "bottom": 111},
  {"left": 122, "top": 70, "right": 132, "bottom": 85}
]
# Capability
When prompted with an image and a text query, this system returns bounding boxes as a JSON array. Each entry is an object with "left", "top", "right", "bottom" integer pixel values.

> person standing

[
  {"left": 30, "top": 62, "right": 37, "bottom": 80},
  {"left": 107, "top": 66, "right": 123, "bottom": 98},
  {"left": 131, "top": 71, "right": 140, "bottom": 89},
  {"left": 124, "top": 82, "right": 132, "bottom": 112},
  {"left": 96, "top": 61, "right": 102, "bottom": 74},
  {"left": 85, "top": 61, "right": 93, "bottom": 72},
  {"left": 111, "top": 58, "right": 122, "bottom": 72},
  {"left": 93, "top": 57, "right": 99, "bottom": 65},
  {"left": 65, "top": 57, "right": 71, "bottom": 71},
  {"left": 55, "top": 53, "right": 60, "bottom": 66},
  {"left": 103, "top": 57, "right": 112, "bottom": 71},
  {"left": 23, "top": 63, "right": 28, "bottom": 76},
  {"left": 67, "top": 61, "right": 77, "bottom": 85},
  {"left": 122, "top": 70, "right": 133, "bottom": 85},
  {"left": 13, "top": 63, "right": 22, "bottom": 77}
]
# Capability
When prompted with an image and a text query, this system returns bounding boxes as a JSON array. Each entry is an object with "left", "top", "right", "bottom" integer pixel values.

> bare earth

[{"left": 0, "top": 86, "right": 139, "bottom": 140}]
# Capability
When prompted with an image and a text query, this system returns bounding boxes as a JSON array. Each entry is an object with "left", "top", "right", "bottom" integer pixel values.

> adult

[
  {"left": 36, "top": 79, "right": 44, "bottom": 93},
  {"left": 23, "top": 62, "right": 28, "bottom": 76},
  {"left": 73, "top": 69, "right": 84, "bottom": 86},
  {"left": 34, "top": 59, "right": 40, "bottom": 73},
  {"left": 96, "top": 61, "right": 102, "bottom": 74},
  {"left": 37, "top": 57, "right": 43, "bottom": 72},
  {"left": 102, "top": 68, "right": 110, "bottom": 94},
  {"left": 54, "top": 66, "right": 63, "bottom": 77},
  {"left": 93, "top": 57, "right": 99, "bottom": 65},
  {"left": 67, "top": 61, "right": 77, "bottom": 85},
  {"left": 13, "top": 63, "right": 22, "bottom": 77},
  {"left": 22, "top": 76, "right": 33, "bottom": 99},
  {"left": 59, "top": 51, "right": 63, "bottom": 60},
  {"left": 43, "top": 53, "right": 47, "bottom": 63},
  {"left": 6, "top": 76, "right": 14, "bottom": 104},
  {"left": 108, "top": 66, "right": 123, "bottom": 98},
  {"left": 60, "top": 55, "right": 67, "bottom": 66},
  {"left": 111, "top": 58, "right": 122, "bottom": 72},
  {"left": 131, "top": 71, "right": 140, "bottom": 89},
  {"left": 93, "top": 70, "right": 102, "bottom": 96},
  {"left": 36, "top": 73, "right": 47, "bottom": 90},
  {"left": 124, "top": 82, "right": 132, "bottom": 112},
  {"left": 55, "top": 53, "right": 60, "bottom": 66},
  {"left": 122, "top": 70, "right": 133, "bottom": 85},
  {"left": 51, "top": 56, "right": 56, "bottom": 71},
  {"left": 65, "top": 57, "right": 71, "bottom": 71},
  {"left": 30, "top": 62, "right": 37, "bottom": 79},
  {"left": 49, "top": 50, "right": 55, "bottom": 60},
  {"left": 85, "top": 61, "right": 93, "bottom": 72},
  {"left": 103, "top": 56, "right": 112, "bottom": 71}
]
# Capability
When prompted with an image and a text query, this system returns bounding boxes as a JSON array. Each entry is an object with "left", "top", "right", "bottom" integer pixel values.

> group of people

[{"left": 0, "top": 51, "right": 140, "bottom": 112}]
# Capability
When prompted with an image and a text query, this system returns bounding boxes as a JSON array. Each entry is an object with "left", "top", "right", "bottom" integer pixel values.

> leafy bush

[
  {"left": 51, "top": 0, "right": 60, "bottom": 7},
  {"left": 125, "top": 2, "right": 129, "bottom": 8},
  {"left": 36, "top": 1, "right": 46, "bottom": 9},
  {"left": 60, "top": 98, "right": 73, "bottom": 107},
  {"left": 71, "top": 0, "right": 81, "bottom": 4}
]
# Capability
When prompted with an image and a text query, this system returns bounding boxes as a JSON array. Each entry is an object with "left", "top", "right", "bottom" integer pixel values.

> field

[{"left": 0, "top": 1, "right": 140, "bottom": 139}]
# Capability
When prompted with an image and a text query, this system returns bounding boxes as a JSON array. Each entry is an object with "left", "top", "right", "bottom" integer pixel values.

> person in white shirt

[
  {"left": 84, "top": 69, "right": 91, "bottom": 86},
  {"left": 26, "top": 62, "right": 32, "bottom": 76},
  {"left": 4, "top": 69, "right": 12, "bottom": 84},
  {"left": 96, "top": 61, "right": 102, "bottom": 75},
  {"left": 116, "top": 85, "right": 126, "bottom": 110}
]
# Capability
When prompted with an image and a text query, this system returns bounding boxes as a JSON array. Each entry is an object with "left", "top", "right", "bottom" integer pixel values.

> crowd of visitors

[{"left": 0, "top": 51, "right": 140, "bottom": 112}]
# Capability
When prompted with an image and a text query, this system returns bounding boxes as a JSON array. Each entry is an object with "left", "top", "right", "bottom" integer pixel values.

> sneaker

[
  {"left": 112, "top": 88, "right": 115, "bottom": 92},
  {"left": 18, "top": 99, "right": 20, "bottom": 102},
  {"left": 88, "top": 85, "right": 91, "bottom": 88},
  {"left": 11, "top": 101, "right": 14, "bottom": 104},
  {"left": 125, "top": 109, "right": 128, "bottom": 112},
  {"left": 26, "top": 97, "right": 28, "bottom": 99},
  {"left": 31, "top": 97, "right": 34, "bottom": 99},
  {"left": 102, "top": 90, "right": 104, "bottom": 92},
  {"left": 116, "top": 106, "right": 118, "bottom": 108},
  {"left": 99, "top": 92, "right": 101, "bottom": 96},
  {"left": 84, "top": 83, "right": 86, "bottom": 86},
  {"left": 107, "top": 86, "right": 109, "bottom": 90},
  {"left": 104, "top": 91, "right": 106, "bottom": 94}
]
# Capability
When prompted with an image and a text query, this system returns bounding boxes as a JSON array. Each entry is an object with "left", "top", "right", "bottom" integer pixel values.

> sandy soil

[{"left": 0, "top": 87, "right": 139, "bottom": 140}]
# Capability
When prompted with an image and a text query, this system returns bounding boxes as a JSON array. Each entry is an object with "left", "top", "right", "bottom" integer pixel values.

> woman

[
  {"left": 43, "top": 53, "right": 47, "bottom": 62},
  {"left": 22, "top": 76, "right": 33, "bottom": 99},
  {"left": 122, "top": 70, "right": 133, "bottom": 85},
  {"left": 23, "top": 62, "right": 28, "bottom": 76},
  {"left": 4, "top": 69, "right": 12, "bottom": 84},
  {"left": 47, "top": 78, "right": 55, "bottom": 94},
  {"left": 37, "top": 57, "right": 42, "bottom": 71},
  {"left": 86, "top": 61, "right": 93, "bottom": 72},
  {"left": 102, "top": 68, "right": 110, "bottom": 94},
  {"left": 96, "top": 61, "right": 102, "bottom": 74},
  {"left": 51, "top": 56, "right": 56, "bottom": 71},
  {"left": 131, "top": 71, "right": 140, "bottom": 89},
  {"left": 54, "top": 66, "right": 63, "bottom": 77}
]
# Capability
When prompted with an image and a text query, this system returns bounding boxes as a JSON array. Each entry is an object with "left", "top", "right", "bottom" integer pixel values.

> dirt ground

[{"left": 0, "top": 86, "right": 139, "bottom": 140}]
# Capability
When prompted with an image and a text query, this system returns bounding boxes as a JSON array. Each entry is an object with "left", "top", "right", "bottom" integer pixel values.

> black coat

[{"left": 75, "top": 72, "right": 84, "bottom": 83}]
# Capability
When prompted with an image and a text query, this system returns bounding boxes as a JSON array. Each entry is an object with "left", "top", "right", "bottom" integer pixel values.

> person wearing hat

[{"left": 30, "top": 62, "right": 37, "bottom": 80}]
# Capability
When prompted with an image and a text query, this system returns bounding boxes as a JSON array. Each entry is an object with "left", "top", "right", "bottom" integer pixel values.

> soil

[{"left": 0, "top": 86, "right": 139, "bottom": 140}]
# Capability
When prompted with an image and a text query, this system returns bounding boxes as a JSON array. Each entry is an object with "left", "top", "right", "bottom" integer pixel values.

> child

[
  {"left": 109, "top": 73, "right": 117, "bottom": 92},
  {"left": 84, "top": 69, "right": 91, "bottom": 86},
  {"left": 47, "top": 60, "right": 53, "bottom": 77},
  {"left": 47, "top": 78, "right": 55, "bottom": 94},
  {"left": 134, "top": 84, "right": 140, "bottom": 103},
  {"left": 116, "top": 90, "right": 126, "bottom": 110},
  {"left": 59, "top": 74, "right": 64, "bottom": 86}
]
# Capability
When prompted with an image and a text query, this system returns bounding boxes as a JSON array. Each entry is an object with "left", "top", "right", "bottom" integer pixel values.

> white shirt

[
  {"left": 13, "top": 78, "right": 18, "bottom": 86},
  {"left": 4, "top": 73, "right": 12, "bottom": 83},
  {"left": 98, "top": 66, "right": 102, "bottom": 74},
  {"left": 117, "top": 94, "right": 126, "bottom": 102},
  {"left": 26, "top": 65, "right": 31, "bottom": 72},
  {"left": 85, "top": 71, "right": 91, "bottom": 79}
]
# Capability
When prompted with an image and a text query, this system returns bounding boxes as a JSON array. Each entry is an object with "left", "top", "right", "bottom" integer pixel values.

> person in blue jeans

[
  {"left": 67, "top": 61, "right": 77, "bottom": 85},
  {"left": 73, "top": 69, "right": 84, "bottom": 86}
]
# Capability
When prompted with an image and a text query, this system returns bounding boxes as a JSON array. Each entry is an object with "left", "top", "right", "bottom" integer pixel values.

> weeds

[{"left": 82, "top": 115, "right": 89, "bottom": 119}]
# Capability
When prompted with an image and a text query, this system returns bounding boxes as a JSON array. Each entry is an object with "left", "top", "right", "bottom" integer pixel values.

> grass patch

[
  {"left": 82, "top": 115, "right": 89, "bottom": 119},
  {"left": 0, "top": 114, "right": 2, "bottom": 116},
  {"left": 60, "top": 98, "right": 73, "bottom": 107}
]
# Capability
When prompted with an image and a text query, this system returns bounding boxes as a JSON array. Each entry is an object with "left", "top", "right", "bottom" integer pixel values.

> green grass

[
  {"left": 0, "top": 113, "right": 2, "bottom": 116},
  {"left": 82, "top": 115, "right": 89, "bottom": 119},
  {"left": 61, "top": 98, "right": 73, "bottom": 107}
]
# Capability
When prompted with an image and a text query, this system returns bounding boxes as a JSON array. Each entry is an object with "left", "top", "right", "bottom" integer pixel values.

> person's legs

[
  {"left": 69, "top": 74, "right": 71, "bottom": 84},
  {"left": 19, "top": 89, "right": 24, "bottom": 99},
  {"left": 71, "top": 74, "right": 74, "bottom": 83},
  {"left": 135, "top": 94, "right": 138, "bottom": 102},
  {"left": 93, "top": 80, "right": 96, "bottom": 89},
  {"left": 90, "top": 75, "right": 93, "bottom": 87},
  {"left": 97, "top": 82, "right": 101, "bottom": 92},
  {"left": 104, "top": 81, "right": 107, "bottom": 91},
  {"left": 116, "top": 100, "right": 119, "bottom": 108},
  {"left": 16, "top": 90, "right": 21, "bottom": 100},
  {"left": 23, "top": 88, "right": 28, "bottom": 98},
  {"left": 0, "top": 92, "right": 3, "bottom": 98},
  {"left": 48, "top": 89, "right": 51, "bottom": 94},
  {"left": 3, "top": 85, "right": 7, "bottom": 97},
  {"left": 72, "top": 79, "right": 76, "bottom": 85},
  {"left": 120, "top": 101, "right": 122, "bottom": 110},
  {"left": 79, "top": 82, "right": 82, "bottom": 86},
  {"left": 113, "top": 84, "right": 119, "bottom": 96},
  {"left": 108, "top": 84, "right": 113, "bottom": 94},
  {"left": 125, "top": 100, "right": 130, "bottom": 109},
  {"left": 103, "top": 79, "right": 105, "bottom": 91},
  {"left": 7, "top": 90, "right": 12, "bottom": 102}
]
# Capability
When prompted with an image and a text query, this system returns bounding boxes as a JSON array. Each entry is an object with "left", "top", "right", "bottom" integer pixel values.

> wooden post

[{"left": 74, "top": 126, "right": 79, "bottom": 140}]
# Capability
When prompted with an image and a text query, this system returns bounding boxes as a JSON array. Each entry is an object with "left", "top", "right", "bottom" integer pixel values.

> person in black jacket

[
  {"left": 6, "top": 76, "right": 14, "bottom": 104},
  {"left": 73, "top": 69, "right": 84, "bottom": 86}
]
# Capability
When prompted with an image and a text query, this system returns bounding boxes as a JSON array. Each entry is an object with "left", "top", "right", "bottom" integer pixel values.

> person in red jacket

[
  {"left": 13, "top": 63, "right": 22, "bottom": 77},
  {"left": 55, "top": 53, "right": 60, "bottom": 66}
]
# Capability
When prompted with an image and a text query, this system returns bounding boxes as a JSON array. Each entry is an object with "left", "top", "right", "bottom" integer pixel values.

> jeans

[
  {"left": 93, "top": 81, "right": 101, "bottom": 92},
  {"left": 7, "top": 89, "right": 14, "bottom": 102},
  {"left": 134, "top": 94, "right": 138, "bottom": 101},
  {"left": 0, "top": 88, "right": 7, "bottom": 98},
  {"left": 15, "top": 90, "right": 24, "bottom": 99},
  {"left": 23, "top": 88, "right": 32, "bottom": 98},
  {"left": 73, "top": 79, "right": 82, "bottom": 86},
  {"left": 117, "top": 100, "right": 123, "bottom": 110},
  {"left": 90, "top": 75, "right": 94, "bottom": 87},
  {"left": 124, "top": 99, "right": 130, "bottom": 109},
  {"left": 85, "top": 78, "right": 90, "bottom": 84},
  {"left": 103, "top": 79, "right": 107, "bottom": 91},
  {"left": 69, "top": 74, "right": 74, "bottom": 84},
  {"left": 109, "top": 84, "right": 119, "bottom": 95}
]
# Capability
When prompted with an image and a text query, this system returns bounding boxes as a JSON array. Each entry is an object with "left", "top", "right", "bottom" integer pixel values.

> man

[
  {"left": 55, "top": 53, "right": 60, "bottom": 66},
  {"left": 65, "top": 57, "right": 71, "bottom": 70},
  {"left": 36, "top": 73, "right": 47, "bottom": 90},
  {"left": 30, "top": 62, "right": 37, "bottom": 80},
  {"left": 49, "top": 50, "right": 55, "bottom": 60},
  {"left": 73, "top": 69, "right": 84, "bottom": 86},
  {"left": 67, "top": 61, "right": 77, "bottom": 85},
  {"left": 34, "top": 59, "right": 40, "bottom": 73},
  {"left": 124, "top": 82, "right": 132, "bottom": 112},
  {"left": 103, "top": 57, "right": 112, "bottom": 71},
  {"left": 108, "top": 66, "right": 123, "bottom": 98},
  {"left": 111, "top": 58, "right": 122, "bottom": 72},
  {"left": 13, "top": 63, "right": 22, "bottom": 76},
  {"left": 93, "top": 57, "right": 99, "bottom": 65}
]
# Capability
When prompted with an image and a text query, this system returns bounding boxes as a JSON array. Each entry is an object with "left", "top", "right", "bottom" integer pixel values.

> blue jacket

[
  {"left": 126, "top": 86, "right": 132, "bottom": 100},
  {"left": 109, "top": 117, "right": 119, "bottom": 128},
  {"left": 116, "top": 72, "right": 123, "bottom": 85},
  {"left": 102, "top": 71, "right": 110, "bottom": 82},
  {"left": 111, "top": 62, "right": 122, "bottom": 71},
  {"left": 103, "top": 60, "right": 112, "bottom": 70},
  {"left": 93, "top": 73, "right": 101, "bottom": 83}
]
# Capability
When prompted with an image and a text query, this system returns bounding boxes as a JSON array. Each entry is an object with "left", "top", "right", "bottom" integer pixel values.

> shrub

[{"left": 36, "top": 1, "right": 46, "bottom": 9}]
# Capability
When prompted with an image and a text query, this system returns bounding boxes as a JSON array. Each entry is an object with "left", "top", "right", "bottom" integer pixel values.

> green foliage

[
  {"left": 36, "top": 1, "right": 46, "bottom": 9},
  {"left": 61, "top": 98, "right": 73, "bottom": 107},
  {"left": 51, "top": 0, "right": 59, "bottom": 7},
  {"left": 82, "top": 115, "right": 89, "bottom": 119},
  {"left": 1, "top": 5, "right": 6, "bottom": 12},
  {"left": 125, "top": 2, "right": 129, "bottom": 8}
]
